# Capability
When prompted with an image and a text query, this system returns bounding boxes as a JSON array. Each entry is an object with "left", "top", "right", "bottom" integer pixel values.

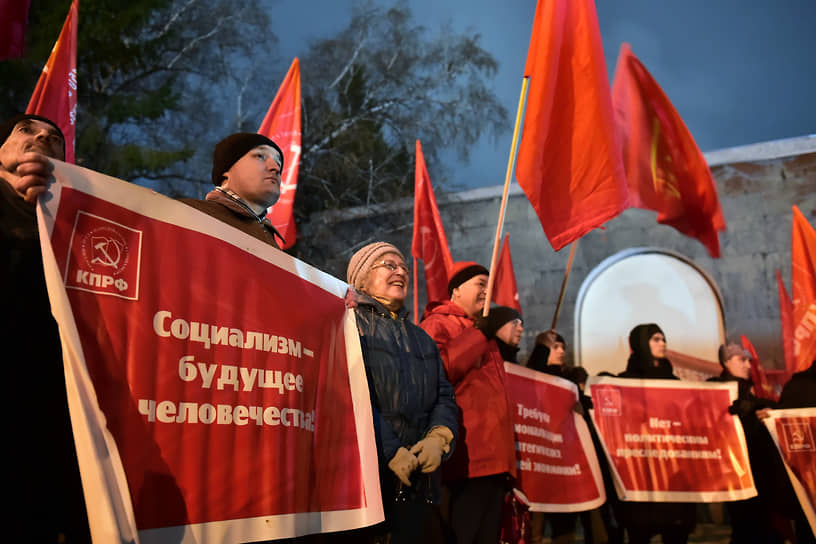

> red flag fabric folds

[
  {"left": 777, "top": 269, "right": 796, "bottom": 378},
  {"left": 494, "top": 234, "right": 521, "bottom": 312},
  {"left": 740, "top": 335, "right": 777, "bottom": 401},
  {"left": 515, "top": 0, "right": 628, "bottom": 251},
  {"left": 612, "top": 43, "right": 725, "bottom": 258},
  {"left": 791, "top": 206, "right": 816, "bottom": 372},
  {"left": 0, "top": 0, "right": 30, "bottom": 60},
  {"left": 411, "top": 140, "right": 453, "bottom": 305},
  {"left": 26, "top": 0, "right": 77, "bottom": 163},
  {"left": 259, "top": 58, "right": 302, "bottom": 249}
]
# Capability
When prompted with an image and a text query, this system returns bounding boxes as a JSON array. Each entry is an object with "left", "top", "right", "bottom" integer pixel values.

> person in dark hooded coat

[
  {"left": 776, "top": 360, "right": 816, "bottom": 544},
  {"left": 617, "top": 324, "right": 696, "bottom": 544},
  {"left": 707, "top": 342, "right": 786, "bottom": 543},
  {"left": 778, "top": 360, "right": 816, "bottom": 409},
  {"left": 527, "top": 330, "right": 566, "bottom": 374}
]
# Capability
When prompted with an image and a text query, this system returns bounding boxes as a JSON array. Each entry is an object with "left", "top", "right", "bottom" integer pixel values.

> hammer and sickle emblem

[{"left": 91, "top": 236, "right": 123, "bottom": 268}]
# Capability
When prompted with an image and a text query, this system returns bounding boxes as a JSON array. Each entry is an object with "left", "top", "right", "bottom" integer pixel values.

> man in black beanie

[
  {"left": 1, "top": 114, "right": 91, "bottom": 542},
  {"left": 180, "top": 132, "right": 286, "bottom": 248},
  {"left": 420, "top": 262, "right": 517, "bottom": 544}
]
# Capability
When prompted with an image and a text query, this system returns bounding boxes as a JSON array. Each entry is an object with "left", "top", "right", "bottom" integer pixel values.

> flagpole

[
  {"left": 483, "top": 77, "right": 529, "bottom": 317},
  {"left": 413, "top": 257, "right": 419, "bottom": 324},
  {"left": 551, "top": 240, "right": 577, "bottom": 330}
]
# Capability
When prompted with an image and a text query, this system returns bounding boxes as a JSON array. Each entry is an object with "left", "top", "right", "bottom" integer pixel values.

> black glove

[
  {"left": 474, "top": 313, "right": 504, "bottom": 340},
  {"left": 580, "top": 393, "right": 594, "bottom": 412},
  {"left": 728, "top": 398, "right": 754, "bottom": 417}
]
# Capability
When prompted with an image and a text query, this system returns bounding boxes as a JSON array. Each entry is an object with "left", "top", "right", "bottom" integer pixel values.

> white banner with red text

[
  {"left": 763, "top": 409, "right": 816, "bottom": 536},
  {"left": 504, "top": 363, "right": 605, "bottom": 512},
  {"left": 586, "top": 376, "right": 755, "bottom": 502},
  {"left": 37, "top": 161, "right": 383, "bottom": 543}
]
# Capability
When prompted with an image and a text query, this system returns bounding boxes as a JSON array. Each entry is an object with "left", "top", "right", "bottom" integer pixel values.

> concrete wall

[{"left": 300, "top": 137, "right": 816, "bottom": 369}]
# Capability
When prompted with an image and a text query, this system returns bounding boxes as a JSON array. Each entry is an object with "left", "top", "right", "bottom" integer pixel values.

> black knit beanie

[
  {"left": 447, "top": 261, "right": 489, "bottom": 296},
  {"left": 211, "top": 133, "right": 284, "bottom": 185},
  {"left": 488, "top": 305, "right": 522, "bottom": 330}
]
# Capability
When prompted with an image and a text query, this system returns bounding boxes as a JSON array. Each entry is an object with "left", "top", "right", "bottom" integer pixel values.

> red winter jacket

[{"left": 420, "top": 300, "right": 517, "bottom": 481}]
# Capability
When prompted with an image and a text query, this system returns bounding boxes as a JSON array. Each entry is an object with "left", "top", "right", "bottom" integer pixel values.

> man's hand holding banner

[
  {"left": 587, "top": 376, "right": 756, "bottom": 502},
  {"left": 504, "top": 363, "right": 605, "bottom": 512},
  {"left": 763, "top": 408, "right": 816, "bottom": 536},
  {"left": 37, "top": 162, "right": 383, "bottom": 543}
]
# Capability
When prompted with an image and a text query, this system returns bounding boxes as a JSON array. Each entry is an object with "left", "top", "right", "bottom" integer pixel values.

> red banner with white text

[
  {"left": 763, "top": 409, "right": 816, "bottom": 536},
  {"left": 37, "top": 162, "right": 382, "bottom": 543},
  {"left": 504, "top": 363, "right": 605, "bottom": 512},
  {"left": 587, "top": 376, "right": 755, "bottom": 502}
]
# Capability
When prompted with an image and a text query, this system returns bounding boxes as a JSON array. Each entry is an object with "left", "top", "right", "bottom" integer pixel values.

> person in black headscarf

[
  {"left": 618, "top": 323, "right": 677, "bottom": 379},
  {"left": 617, "top": 324, "right": 696, "bottom": 544},
  {"left": 527, "top": 330, "right": 566, "bottom": 374}
]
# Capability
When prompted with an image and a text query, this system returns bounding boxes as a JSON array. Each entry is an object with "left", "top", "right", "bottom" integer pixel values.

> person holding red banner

[
  {"left": 420, "top": 261, "right": 517, "bottom": 544},
  {"left": 0, "top": 114, "right": 64, "bottom": 201},
  {"left": 707, "top": 342, "right": 788, "bottom": 543},
  {"left": 777, "top": 361, "right": 816, "bottom": 544},
  {"left": 617, "top": 323, "right": 696, "bottom": 544},
  {"left": 527, "top": 330, "right": 566, "bottom": 373},
  {"left": 1, "top": 114, "right": 91, "bottom": 542},
  {"left": 779, "top": 360, "right": 816, "bottom": 409},
  {"left": 180, "top": 132, "right": 285, "bottom": 248},
  {"left": 346, "top": 242, "right": 458, "bottom": 544},
  {"left": 525, "top": 330, "right": 586, "bottom": 544}
]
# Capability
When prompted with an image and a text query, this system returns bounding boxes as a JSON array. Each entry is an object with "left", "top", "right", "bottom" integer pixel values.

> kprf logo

[
  {"left": 782, "top": 421, "right": 815, "bottom": 453},
  {"left": 596, "top": 387, "right": 621, "bottom": 416},
  {"left": 64, "top": 211, "right": 142, "bottom": 300}
]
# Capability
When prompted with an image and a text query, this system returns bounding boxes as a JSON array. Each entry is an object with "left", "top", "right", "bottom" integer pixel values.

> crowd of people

[{"left": 2, "top": 118, "right": 814, "bottom": 544}]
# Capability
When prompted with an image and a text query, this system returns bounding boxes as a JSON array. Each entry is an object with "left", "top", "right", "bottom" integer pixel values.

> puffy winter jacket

[
  {"left": 420, "top": 300, "right": 517, "bottom": 481},
  {"left": 354, "top": 294, "right": 458, "bottom": 477}
]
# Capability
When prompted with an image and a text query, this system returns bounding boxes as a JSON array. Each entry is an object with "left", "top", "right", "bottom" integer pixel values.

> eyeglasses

[{"left": 371, "top": 260, "right": 409, "bottom": 274}]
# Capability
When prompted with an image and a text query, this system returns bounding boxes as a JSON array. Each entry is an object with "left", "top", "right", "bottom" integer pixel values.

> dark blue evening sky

[{"left": 269, "top": 0, "right": 816, "bottom": 189}]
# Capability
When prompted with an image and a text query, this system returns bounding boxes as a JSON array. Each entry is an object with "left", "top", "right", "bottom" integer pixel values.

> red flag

[
  {"left": 740, "top": 335, "right": 777, "bottom": 401},
  {"left": 612, "top": 43, "right": 725, "bottom": 258},
  {"left": 259, "top": 58, "right": 301, "bottom": 249},
  {"left": 493, "top": 234, "right": 521, "bottom": 312},
  {"left": 514, "top": 0, "right": 628, "bottom": 251},
  {"left": 792, "top": 206, "right": 816, "bottom": 372},
  {"left": 26, "top": 0, "right": 77, "bottom": 164},
  {"left": 411, "top": 140, "right": 453, "bottom": 305},
  {"left": 777, "top": 269, "right": 796, "bottom": 378},
  {"left": 0, "top": 0, "right": 30, "bottom": 60}
]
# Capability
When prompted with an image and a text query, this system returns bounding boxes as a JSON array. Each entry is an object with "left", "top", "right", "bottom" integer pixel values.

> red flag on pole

[
  {"left": 0, "top": 0, "right": 30, "bottom": 60},
  {"left": 411, "top": 140, "right": 453, "bottom": 308},
  {"left": 514, "top": 0, "right": 628, "bottom": 252},
  {"left": 740, "top": 335, "right": 777, "bottom": 401},
  {"left": 611, "top": 43, "right": 725, "bottom": 258},
  {"left": 493, "top": 234, "right": 521, "bottom": 312},
  {"left": 791, "top": 205, "right": 816, "bottom": 372},
  {"left": 26, "top": 0, "right": 77, "bottom": 163},
  {"left": 259, "top": 58, "right": 301, "bottom": 249},
  {"left": 777, "top": 269, "right": 796, "bottom": 377}
]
